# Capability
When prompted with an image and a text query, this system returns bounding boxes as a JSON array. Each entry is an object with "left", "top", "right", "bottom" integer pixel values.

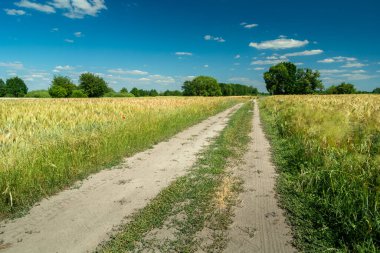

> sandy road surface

[
  {"left": 224, "top": 101, "right": 296, "bottom": 253},
  {"left": 0, "top": 104, "right": 242, "bottom": 253}
]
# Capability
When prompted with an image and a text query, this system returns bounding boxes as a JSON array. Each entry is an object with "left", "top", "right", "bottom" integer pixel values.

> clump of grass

[
  {"left": 98, "top": 101, "right": 253, "bottom": 253},
  {"left": 260, "top": 95, "right": 380, "bottom": 252},
  {"left": 0, "top": 97, "right": 242, "bottom": 219}
]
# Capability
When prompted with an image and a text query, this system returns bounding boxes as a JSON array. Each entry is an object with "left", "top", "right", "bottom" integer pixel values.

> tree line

[
  {"left": 0, "top": 74, "right": 258, "bottom": 98},
  {"left": 264, "top": 62, "right": 379, "bottom": 95}
]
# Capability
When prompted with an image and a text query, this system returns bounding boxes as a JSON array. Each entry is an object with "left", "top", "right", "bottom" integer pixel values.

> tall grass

[
  {"left": 0, "top": 97, "right": 240, "bottom": 218},
  {"left": 260, "top": 95, "right": 380, "bottom": 252}
]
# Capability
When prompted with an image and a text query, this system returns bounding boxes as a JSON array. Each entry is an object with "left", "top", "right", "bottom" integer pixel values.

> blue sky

[{"left": 1, "top": 0, "right": 379, "bottom": 92}]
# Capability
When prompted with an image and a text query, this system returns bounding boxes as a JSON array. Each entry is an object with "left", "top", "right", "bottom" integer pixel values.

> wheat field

[{"left": 0, "top": 97, "right": 241, "bottom": 217}]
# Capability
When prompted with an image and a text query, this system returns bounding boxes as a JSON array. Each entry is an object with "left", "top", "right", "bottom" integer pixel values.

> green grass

[
  {"left": 259, "top": 97, "right": 380, "bottom": 253},
  {"left": 98, "top": 101, "right": 253, "bottom": 253}
]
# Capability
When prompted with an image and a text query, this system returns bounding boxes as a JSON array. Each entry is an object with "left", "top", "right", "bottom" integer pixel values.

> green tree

[
  {"left": 373, "top": 87, "right": 380, "bottom": 94},
  {"left": 6, "top": 77, "right": 28, "bottom": 97},
  {"left": 0, "top": 79, "right": 6, "bottom": 97},
  {"left": 49, "top": 76, "right": 76, "bottom": 98},
  {"left": 120, "top": 87, "right": 128, "bottom": 93},
  {"left": 149, "top": 89, "right": 158, "bottom": 96},
  {"left": 264, "top": 62, "right": 322, "bottom": 95},
  {"left": 219, "top": 83, "right": 233, "bottom": 96},
  {"left": 130, "top": 87, "right": 140, "bottom": 97},
  {"left": 326, "top": 82, "right": 357, "bottom": 94},
  {"left": 79, "top": 73, "right": 109, "bottom": 97},
  {"left": 182, "top": 76, "right": 222, "bottom": 96}
]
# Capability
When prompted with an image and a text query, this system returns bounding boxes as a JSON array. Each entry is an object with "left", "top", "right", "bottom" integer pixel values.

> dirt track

[
  {"left": 0, "top": 104, "right": 241, "bottom": 253},
  {"left": 225, "top": 101, "right": 296, "bottom": 253}
]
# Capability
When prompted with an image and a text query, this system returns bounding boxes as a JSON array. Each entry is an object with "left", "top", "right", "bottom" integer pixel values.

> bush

[
  {"left": 49, "top": 85, "right": 68, "bottom": 98},
  {"left": 6, "top": 77, "right": 28, "bottom": 97},
  {"left": 25, "top": 90, "right": 51, "bottom": 98},
  {"left": 0, "top": 79, "right": 6, "bottom": 97},
  {"left": 79, "top": 73, "right": 109, "bottom": 97},
  {"left": 49, "top": 76, "right": 76, "bottom": 98},
  {"left": 71, "top": 89, "right": 88, "bottom": 98},
  {"left": 103, "top": 92, "right": 134, "bottom": 97}
]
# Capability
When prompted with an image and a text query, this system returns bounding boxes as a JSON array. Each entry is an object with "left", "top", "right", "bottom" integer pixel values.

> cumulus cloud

[
  {"left": 4, "top": 8, "right": 26, "bottom": 15},
  {"left": 340, "top": 73, "right": 375, "bottom": 80},
  {"left": 107, "top": 69, "right": 148, "bottom": 75},
  {"left": 283, "top": 49, "right": 323, "bottom": 57},
  {"left": 204, "top": 64, "right": 209, "bottom": 68},
  {"left": 0, "top": 62, "right": 24, "bottom": 69},
  {"left": 249, "top": 39, "right": 309, "bottom": 50},
  {"left": 234, "top": 54, "right": 241, "bottom": 59},
  {"left": 15, "top": 0, "right": 55, "bottom": 13},
  {"left": 204, "top": 35, "right": 225, "bottom": 43},
  {"left": 254, "top": 67, "right": 264, "bottom": 70},
  {"left": 64, "top": 39, "right": 74, "bottom": 43},
  {"left": 175, "top": 52, "right": 192, "bottom": 56}
]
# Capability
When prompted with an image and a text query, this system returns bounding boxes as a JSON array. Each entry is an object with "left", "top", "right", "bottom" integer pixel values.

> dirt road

[
  {"left": 0, "top": 104, "right": 241, "bottom": 253},
  {"left": 224, "top": 101, "right": 296, "bottom": 253}
]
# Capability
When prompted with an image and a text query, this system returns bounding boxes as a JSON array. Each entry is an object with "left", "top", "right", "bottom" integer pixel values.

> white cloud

[
  {"left": 175, "top": 52, "right": 192, "bottom": 56},
  {"left": 4, "top": 8, "right": 26, "bottom": 15},
  {"left": 318, "top": 58, "right": 335, "bottom": 63},
  {"left": 352, "top": 70, "right": 366, "bottom": 73},
  {"left": 204, "top": 65, "right": 209, "bottom": 68},
  {"left": 340, "top": 73, "right": 376, "bottom": 80},
  {"left": 0, "top": 62, "right": 24, "bottom": 69},
  {"left": 54, "top": 65, "right": 74, "bottom": 72},
  {"left": 318, "top": 56, "right": 357, "bottom": 63},
  {"left": 51, "top": 27, "right": 59, "bottom": 32},
  {"left": 243, "top": 24, "right": 258, "bottom": 29},
  {"left": 64, "top": 39, "right": 74, "bottom": 43},
  {"left": 15, "top": 0, "right": 55, "bottom": 13},
  {"left": 249, "top": 38, "right": 309, "bottom": 50},
  {"left": 295, "top": 62, "right": 304, "bottom": 66},
  {"left": 319, "top": 69, "right": 346, "bottom": 74},
  {"left": 254, "top": 67, "right": 264, "bottom": 70},
  {"left": 107, "top": 69, "right": 148, "bottom": 75},
  {"left": 377, "top": 70, "right": 380, "bottom": 73},
  {"left": 234, "top": 54, "right": 241, "bottom": 59},
  {"left": 148, "top": 74, "right": 175, "bottom": 85},
  {"left": 342, "top": 62, "right": 367, "bottom": 68},
  {"left": 74, "top": 32, "right": 83, "bottom": 37},
  {"left": 204, "top": 35, "right": 225, "bottom": 43},
  {"left": 283, "top": 49, "right": 323, "bottom": 57},
  {"left": 251, "top": 59, "right": 286, "bottom": 65},
  {"left": 49, "top": 0, "right": 107, "bottom": 19}
]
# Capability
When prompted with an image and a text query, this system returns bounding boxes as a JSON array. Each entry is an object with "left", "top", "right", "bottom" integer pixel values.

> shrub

[
  {"left": 25, "top": 90, "right": 51, "bottom": 98},
  {"left": 71, "top": 89, "right": 88, "bottom": 98},
  {"left": 5, "top": 77, "right": 28, "bottom": 97},
  {"left": 103, "top": 92, "right": 134, "bottom": 97}
]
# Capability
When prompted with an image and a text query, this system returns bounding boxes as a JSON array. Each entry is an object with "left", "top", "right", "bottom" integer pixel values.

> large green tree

[
  {"left": 182, "top": 76, "right": 222, "bottom": 96},
  {"left": 6, "top": 77, "right": 28, "bottom": 97},
  {"left": 264, "top": 62, "right": 323, "bottom": 95},
  {"left": 49, "top": 76, "right": 77, "bottom": 98},
  {"left": 78, "top": 73, "right": 109, "bottom": 97},
  {"left": 0, "top": 79, "right": 6, "bottom": 97},
  {"left": 373, "top": 87, "right": 380, "bottom": 94}
]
